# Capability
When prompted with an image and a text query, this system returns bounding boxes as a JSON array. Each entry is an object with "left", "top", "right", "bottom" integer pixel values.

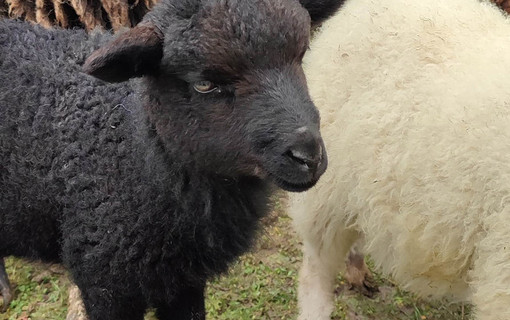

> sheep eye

[{"left": 193, "top": 81, "right": 217, "bottom": 94}]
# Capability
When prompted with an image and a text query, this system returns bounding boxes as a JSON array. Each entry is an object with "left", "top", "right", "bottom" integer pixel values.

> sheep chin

[{"left": 252, "top": 165, "right": 267, "bottom": 179}]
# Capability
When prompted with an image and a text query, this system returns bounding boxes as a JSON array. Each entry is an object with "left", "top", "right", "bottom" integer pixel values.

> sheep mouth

[
  {"left": 253, "top": 166, "right": 320, "bottom": 192},
  {"left": 273, "top": 177, "right": 319, "bottom": 192}
]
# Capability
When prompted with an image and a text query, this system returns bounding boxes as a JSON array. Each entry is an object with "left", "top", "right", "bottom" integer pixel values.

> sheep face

[{"left": 83, "top": 0, "right": 328, "bottom": 192}]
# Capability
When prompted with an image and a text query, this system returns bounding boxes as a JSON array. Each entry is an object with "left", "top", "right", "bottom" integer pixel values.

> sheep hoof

[
  {"left": 349, "top": 273, "right": 379, "bottom": 298},
  {"left": 0, "top": 259, "right": 12, "bottom": 312},
  {"left": 344, "top": 252, "right": 379, "bottom": 298},
  {"left": 0, "top": 289, "right": 12, "bottom": 313}
]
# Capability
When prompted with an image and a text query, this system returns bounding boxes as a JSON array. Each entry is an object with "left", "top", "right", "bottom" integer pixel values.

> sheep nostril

[{"left": 285, "top": 149, "right": 319, "bottom": 170}]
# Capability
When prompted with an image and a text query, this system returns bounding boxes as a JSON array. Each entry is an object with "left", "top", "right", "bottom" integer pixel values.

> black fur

[
  {"left": 299, "top": 0, "right": 346, "bottom": 25},
  {"left": 0, "top": 0, "right": 340, "bottom": 318}
]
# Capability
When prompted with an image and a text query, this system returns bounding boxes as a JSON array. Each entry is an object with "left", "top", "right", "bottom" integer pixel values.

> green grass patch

[{"left": 1, "top": 259, "right": 70, "bottom": 320}]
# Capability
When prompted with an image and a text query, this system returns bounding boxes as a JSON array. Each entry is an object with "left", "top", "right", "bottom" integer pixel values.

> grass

[
  {"left": 1, "top": 194, "right": 472, "bottom": 320},
  {"left": 1, "top": 260, "right": 70, "bottom": 320}
]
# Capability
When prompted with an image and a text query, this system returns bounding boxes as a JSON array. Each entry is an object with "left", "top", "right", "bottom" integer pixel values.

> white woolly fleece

[{"left": 290, "top": 0, "right": 510, "bottom": 319}]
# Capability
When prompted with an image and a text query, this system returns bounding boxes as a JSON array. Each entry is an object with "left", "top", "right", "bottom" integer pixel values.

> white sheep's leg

[
  {"left": 469, "top": 222, "right": 510, "bottom": 320},
  {"left": 66, "top": 285, "right": 87, "bottom": 320},
  {"left": 298, "top": 228, "right": 360, "bottom": 320}
]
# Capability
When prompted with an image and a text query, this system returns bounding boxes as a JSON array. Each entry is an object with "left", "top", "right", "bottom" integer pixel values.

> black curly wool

[{"left": 0, "top": 0, "right": 342, "bottom": 319}]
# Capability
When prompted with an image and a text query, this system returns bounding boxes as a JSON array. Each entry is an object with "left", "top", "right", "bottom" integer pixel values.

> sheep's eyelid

[
  {"left": 178, "top": 72, "right": 226, "bottom": 85},
  {"left": 179, "top": 72, "right": 235, "bottom": 94},
  {"left": 193, "top": 85, "right": 218, "bottom": 94},
  {"left": 178, "top": 72, "right": 203, "bottom": 83}
]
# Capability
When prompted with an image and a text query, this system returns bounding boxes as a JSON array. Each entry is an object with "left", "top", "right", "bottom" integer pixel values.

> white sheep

[{"left": 290, "top": 0, "right": 510, "bottom": 319}]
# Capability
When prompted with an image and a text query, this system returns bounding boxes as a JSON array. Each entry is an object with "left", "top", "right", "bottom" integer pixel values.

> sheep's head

[{"left": 83, "top": 0, "right": 342, "bottom": 192}]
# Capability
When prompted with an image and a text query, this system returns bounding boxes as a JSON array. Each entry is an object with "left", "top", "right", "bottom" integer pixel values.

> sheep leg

[
  {"left": 297, "top": 229, "right": 360, "bottom": 320},
  {"left": 156, "top": 284, "right": 206, "bottom": 320},
  {"left": 65, "top": 285, "right": 87, "bottom": 320},
  {"left": 78, "top": 286, "right": 145, "bottom": 320},
  {"left": 343, "top": 250, "right": 378, "bottom": 298},
  {"left": 469, "top": 221, "right": 510, "bottom": 320},
  {"left": 0, "top": 258, "right": 12, "bottom": 312}
]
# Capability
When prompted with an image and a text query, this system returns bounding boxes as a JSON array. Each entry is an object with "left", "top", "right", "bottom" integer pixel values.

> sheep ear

[
  {"left": 83, "top": 22, "right": 164, "bottom": 83},
  {"left": 298, "top": 0, "right": 346, "bottom": 26}
]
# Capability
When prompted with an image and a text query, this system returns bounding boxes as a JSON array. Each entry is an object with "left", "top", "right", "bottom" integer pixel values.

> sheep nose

[{"left": 285, "top": 127, "right": 324, "bottom": 172}]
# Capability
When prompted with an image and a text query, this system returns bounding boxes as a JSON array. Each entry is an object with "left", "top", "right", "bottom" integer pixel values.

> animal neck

[
  {"left": 132, "top": 100, "right": 274, "bottom": 217},
  {"left": 132, "top": 131, "right": 275, "bottom": 279}
]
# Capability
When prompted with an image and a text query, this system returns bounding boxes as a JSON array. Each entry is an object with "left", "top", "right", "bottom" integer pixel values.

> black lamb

[{"left": 0, "top": 0, "right": 342, "bottom": 318}]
